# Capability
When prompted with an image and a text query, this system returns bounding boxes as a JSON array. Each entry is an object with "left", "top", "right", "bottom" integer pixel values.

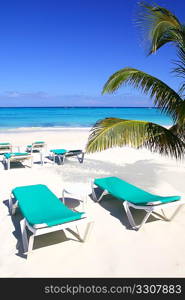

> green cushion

[
  {"left": 50, "top": 149, "right": 67, "bottom": 155},
  {"left": 12, "top": 184, "right": 84, "bottom": 227},
  {"left": 4, "top": 152, "right": 30, "bottom": 159},
  {"left": 94, "top": 177, "right": 181, "bottom": 205},
  {"left": 0, "top": 142, "right": 11, "bottom": 145}
]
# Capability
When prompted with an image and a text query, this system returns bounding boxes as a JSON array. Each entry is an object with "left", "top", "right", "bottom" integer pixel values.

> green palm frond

[
  {"left": 172, "top": 47, "right": 185, "bottom": 96},
  {"left": 171, "top": 99, "right": 185, "bottom": 126},
  {"left": 169, "top": 123, "right": 185, "bottom": 142},
  {"left": 102, "top": 67, "right": 182, "bottom": 121},
  {"left": 86, "top": 118, "right": 185, "bottom": 159},
  {"left": 137, "top": 1, "right": 182, "bottom": 54}
]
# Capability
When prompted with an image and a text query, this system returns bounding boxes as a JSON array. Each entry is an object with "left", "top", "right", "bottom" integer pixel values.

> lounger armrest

[
  {"left": 146, "top": 201, "right": 162, "bottom": 206},
  {"left": 33, "top": 223, "right": 48, "bottom": 229}
]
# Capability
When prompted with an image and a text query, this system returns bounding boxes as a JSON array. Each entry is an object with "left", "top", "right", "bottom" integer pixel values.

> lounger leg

[
  {"left": 75, "top": 225, "right": 81, "bottom": 240},
  {"left": 12, "top": 201, "right": 18, "bottom": 215},
  {"left": 30, "top": 157, "right": 33, "bottom": 168},
  {"left": 80, "top": 152, "right": 85, "bottom": 163},
  {"left": 91, "top": 182, "right": 97, "bottom": 201},
  {"left": 123, "top": 201, "right": 152, "bottom": 230},
  {"left": 137, "top": 210, "right": 152, "bottom": 230},
  {"left": 28, "top": 234, "right": 35, "bottom": 253},
  {"left": 40, "top": 152, "right": 43, "bottom": 165},
  {"left": 3, "top": 158, "right": 6, "bottom": 169},
  {"left": 160, "top": 205, "right": 184, "bottom": 221},
  {"left": 9, "top": 195, "right": 13, "bottom": 215},
  {"left": 58, "top": 155, "right": 62, "bottom": 165},
  {"left": 97, "top": 190, "right": 108, "bottom": 202},
  {"left": 92, "top": 187, "right": 104, "bottom": 202},
  {"left": 91, "top": 181, "right": 107, "bottom": 202},
  {"left": 6, "top": 159, "right": 10, "bottom": 170},
  {"left": 9, "top": 195, "right": 18, "bottom": 215},
  {"left": 62, "top": 189, "right": 66, "bottom": 204},
  {"left": 123, "top": 201, "right": 137, "bottom": 230},
  {"left": 8, "top": 159, "right": 10, "bottom": 170},
  {"left": 2, "top": 157, "right": 5, "bottom": 169},
  {"left": 20, "top": 219, "right": 29, "bottom": 253},
  {"left": 77, "top": 152, "right": 84, "bottom": 163},
  {"left": 82, "top": 221, "right": 94, "bottom": 242},
  {"left": 61, "top": 154, "right": 66, "bottom": 165}
]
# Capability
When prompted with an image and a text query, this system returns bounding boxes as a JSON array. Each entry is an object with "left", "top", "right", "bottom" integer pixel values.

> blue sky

[{"left": 0, "top": 0, "right": 184, "bottom": 107}]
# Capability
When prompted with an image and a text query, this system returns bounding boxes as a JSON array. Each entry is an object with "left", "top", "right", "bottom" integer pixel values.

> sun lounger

[
  {"left": 50, "top": 149, "right": 85, "bottom": 165},
  {"left": 26, "top": 141, "right": 46, "bottom": 152},
  {"left": 9, "top": 184, "right": 93, "bottom": 254},
  {"left": 92, "top": 176, "right": 184, "bottom": 230},
  {"left": 3, "top": 152, "right": 33, "bottom": 170},
  {"left": 26, "top": 141, "right": 46, "bottom": 165},
  {"left": 0, "top": 142, "right": 12, "bottom": 154}
]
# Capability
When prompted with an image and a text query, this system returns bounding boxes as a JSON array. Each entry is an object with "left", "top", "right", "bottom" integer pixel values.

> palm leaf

[
  {"left": 86, "top": 118, "right": 185, "bottom": 159},
  {"left": 102, "top": 67, "right": 182, "bottom": 121},
  {"left": 172, "top": 46, "right": 185, "bottom": 96},
  {"left": 137, "top": 1, "right": 182, "bottom": 54},
  {"left": 169, "top": 123, "right": 185, "bottom": 142}
]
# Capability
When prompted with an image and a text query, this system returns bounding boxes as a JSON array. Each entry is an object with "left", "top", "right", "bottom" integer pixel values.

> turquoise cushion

[
  {"left": 0, "top": 142, "right": 11, "bottom": 145},
  {"left": 12, "top": 184, "right": 84, "bottom": 227},
  {"left": 4, "top": 152, "right": 30, "bottom": 159},
  {"left": 94, "top": 177, "right": 181, "bottom": 205},
  {"left": 50, "top": 149, "right": 67, "bottom": 155}
]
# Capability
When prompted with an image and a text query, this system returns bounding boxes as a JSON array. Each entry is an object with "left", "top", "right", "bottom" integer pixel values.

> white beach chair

[
  {"left": 3, "top": 152, "right": 33, "bottom": 170},
  {"left": 9, "top": 184, "right": 94, "bottom": 255},
  {"left": 92, "top": 176, "right": 185, "bottom": 230},
  {"left": 26, "top": 141, "right": 46, "bottom": 165},
  {"left": 50, "top": 149, "right": 85, "bottom": 165}
]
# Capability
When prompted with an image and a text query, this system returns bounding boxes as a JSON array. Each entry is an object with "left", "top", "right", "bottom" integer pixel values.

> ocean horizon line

[{"left": 0, "top": 106, "right": 156, "bottom": 109}]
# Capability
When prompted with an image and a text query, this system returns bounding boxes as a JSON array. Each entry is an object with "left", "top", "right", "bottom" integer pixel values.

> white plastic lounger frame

[
  {"left": 65, "top": 150, "right": 85, "bottom": 164},
  {"left": 91, "top": 180, "right": 109, "bottom": 203},
  {"left": 91, "top": 180, "right": 185, "bottom": 231},
  {"left": 3, "top": 155, "right": 33, "bottom": 170},
  {"left": 27, "top": 142, "right": 46, "bottom": 152},
  {"left": 62, "top": 187, "right": 88, "bottom": 211},
  {"left": 9, "top": 194, "right": 94, "bottom": 255},
  {"left": 51, "top": 151, "right": 65, "bottom": 165},
  {"left": 123, "top": 200, "right": 185, "bottom": 231},
  {"left": 26, "top": 142, "right": 46, "bottom": 165}
]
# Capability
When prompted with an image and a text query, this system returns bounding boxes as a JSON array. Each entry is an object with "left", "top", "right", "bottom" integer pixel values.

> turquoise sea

[{"left": 0, "top": 107, "right": 173, "bottom": 129}]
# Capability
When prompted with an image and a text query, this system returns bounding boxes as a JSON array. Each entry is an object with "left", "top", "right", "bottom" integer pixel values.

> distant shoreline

[
  {"left": 0, "top": 127, "right": 92, "bottom": 134},
  {"left": 0, "top": 125, "right": 171, "bottom": 134}
]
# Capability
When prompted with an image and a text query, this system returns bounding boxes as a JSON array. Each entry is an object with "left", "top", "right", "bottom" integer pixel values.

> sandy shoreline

[{"left": 0, "top": 128, "right": 185, "bottom": 277}]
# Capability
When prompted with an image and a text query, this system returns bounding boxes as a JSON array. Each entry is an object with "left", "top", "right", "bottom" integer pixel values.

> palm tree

[{"left": 86, "top": 1, "right": 185, "bottom": 159}]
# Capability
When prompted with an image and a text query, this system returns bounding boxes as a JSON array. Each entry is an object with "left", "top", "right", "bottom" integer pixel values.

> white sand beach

[{"left": 0, "top": 128, "right": 185, "bottom": 278}]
